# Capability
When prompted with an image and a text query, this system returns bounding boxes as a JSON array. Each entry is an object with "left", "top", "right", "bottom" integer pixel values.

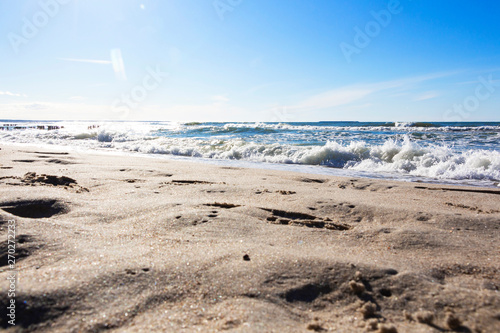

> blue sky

[{"left": 1, "top": 0, "right": 499, "bottom": 122}]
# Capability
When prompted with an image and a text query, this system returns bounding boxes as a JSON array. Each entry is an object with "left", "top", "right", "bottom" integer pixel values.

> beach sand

[{"left": 0, "top": 145, "right": 499, "bottom": 332}]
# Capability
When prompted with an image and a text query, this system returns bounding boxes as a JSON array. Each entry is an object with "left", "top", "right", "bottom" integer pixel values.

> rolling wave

[{"left": 1, "top": 120, "right": 499, "bottom": 186}]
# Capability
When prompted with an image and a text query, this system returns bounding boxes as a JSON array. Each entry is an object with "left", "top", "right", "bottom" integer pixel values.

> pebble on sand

[
  {"left": 349, "top": 280, "right": 365, "bottom": 295},
  {"left": 415, "top": 310, "right": 434, "bottom": 325},
  {"left": 359, "top": 302, "right": 377, "bottom": 319},
  {"left": 377, "top": 324, "right": 398, "bottom": 333},
  {"left": 445, "top": 312, "right": 462, "bottom": 330}
]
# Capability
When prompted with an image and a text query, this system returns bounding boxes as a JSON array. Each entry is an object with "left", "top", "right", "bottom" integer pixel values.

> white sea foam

[{"left": 1, "top": 121, "right": 499, "bottom": 186}]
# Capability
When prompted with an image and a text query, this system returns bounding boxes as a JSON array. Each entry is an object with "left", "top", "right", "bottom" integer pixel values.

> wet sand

[{"left": 0, "top": 145, "right": 499, "bottom": 332}]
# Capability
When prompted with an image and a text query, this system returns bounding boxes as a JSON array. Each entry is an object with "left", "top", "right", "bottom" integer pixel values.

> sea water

[{"left": 1, "top": 120, "right": 499, "bottom": 188}]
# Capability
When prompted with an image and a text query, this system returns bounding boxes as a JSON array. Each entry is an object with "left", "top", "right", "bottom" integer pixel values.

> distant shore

[{"left": 1, "top": 144, "right": 499, "bottom": 332}]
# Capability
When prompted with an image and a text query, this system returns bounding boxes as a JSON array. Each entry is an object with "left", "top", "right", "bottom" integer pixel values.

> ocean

[{"left": 1, "top": 120, "right": 499, "bottom": 188}]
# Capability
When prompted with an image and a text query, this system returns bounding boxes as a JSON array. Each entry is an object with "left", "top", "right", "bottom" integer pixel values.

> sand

[{"left": 0, "top": 144, "right": 499, "bottom": 332}]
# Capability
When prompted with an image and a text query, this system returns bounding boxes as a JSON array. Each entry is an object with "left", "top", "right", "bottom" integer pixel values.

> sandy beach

[{"left": 0, "top": 144, "right": 499, "bottom": 332}]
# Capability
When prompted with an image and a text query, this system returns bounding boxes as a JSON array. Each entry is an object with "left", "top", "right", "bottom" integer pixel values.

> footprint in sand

[
  {"left": 297, "top": 177, "right": 328, "bottom": 184},
  {"left": 0, "top": 199, "right": 69, "bottom": 219},
  {"left": 14, "top": 172, "right": 89, "bottom": 192},
  {"left": 261, "top": 208, "right": 350, "bottom": 231}
]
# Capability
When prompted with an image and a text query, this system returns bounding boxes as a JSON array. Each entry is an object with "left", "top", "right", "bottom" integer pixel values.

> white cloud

[
  {"left": 293, "top": 88, "right": 373, "bottom": 110},
  {"left": 211, "top": 95, "right": 229, "bottom": 103},
  {"left": 413, "top": 91, "right": 440, "bottom": 101},
  {"left": 58, "top": 49, "right": 127, "bottom": 81},
  {"left": 0, "top": 102, "right": 111, "bottom": 120},
  {"left": 0, "top": 100, "right": 246, "bottom": 122},
  {"left": 0, "top": 71, "right": 465, "bottom": 122},
  {"left": 0, "top": 91, "right": 27, "bottom": 98},
  {"left": 58, "top": 58, "right": 112, "bottom": 65},
  {"left": 23, "top": 103, "right": 48, "bottom": 110},
  {"left": 288, "top": 71, "right": 457, "bottom": 112},
  {"left": 456, "top": 80, "right": 479, "bottom": 86}
]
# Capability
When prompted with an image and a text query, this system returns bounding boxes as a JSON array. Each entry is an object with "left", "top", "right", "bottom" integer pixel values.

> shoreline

[
  {"left": 1, "top": 141, "right": 498, "bottom": 190},
  {"left": 0, "top": 144, "right": 499, "bottom": 332}
]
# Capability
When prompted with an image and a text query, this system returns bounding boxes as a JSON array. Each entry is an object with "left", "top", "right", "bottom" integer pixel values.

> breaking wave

[{"left": 1, "top": 120, "right": 499, "bottom": 186}]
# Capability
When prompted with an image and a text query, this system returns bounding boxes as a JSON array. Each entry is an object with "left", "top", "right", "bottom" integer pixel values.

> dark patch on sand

[
  {"left": 261, "top": 261, "right": 493, "bottom": 332},
  {"left": 10, "top": 172, "right": 89, "bottom": 192},
  {"left": 445, "top": 202, "right": 500, "bottom": 214},
  {"left": 13, "top": 159, "right": 36, "bottom": 163},
  {"left": 312, "top": 202, "right": 369, "bottom": 225},
  {"left": 0, "top": 293, "right": 69, "bottom": 329},
  {"left": 0, "top": 176, "right": 18, "bottom": 181},
  {"left": 124, "top": 179, "right": 145, "bottom": 183},
  {"left": 1, "top": 257, "right": 495, "bottom": 332},
  {"left": 45, "top": 158, "right": 76, "bottom": 165},
  {"left": 261, "top": 208, "right": 351, "bottom": 230},
  {"left": 438, "top": 216, "right": 500, "bottom": 234},
  {"left": 415, "top": 186, "right": 500, "bottom": 195},
  {"left": 427, "top": 264, "right": 499, "bottom": 284},
  {"left": 337, "top": 181, "right": 395, "bottom": 192},
  {"left": 204, "top": 203, "right": 241, "bottom": 209},
  {"left": 415, "top": 212, "right": 432, "bottom": 221},
  {"left": 22, "top": 172, "right": 77, "bottom": 186},
  {"left": 298, "top": 178, "right": 328, "bottom": 184},
  {"left": 0, "top": 235, "right": 39, "bottom": 267},
  {"left": 277, "top": 190, "right": 296, "bottom": 195},
  {"left": 261, "top": 208, "right": 317, "bottom": 221},
  {"left": 390, "top": 230, "right": 444, "bottom": 250},
  {"left": 32, "top": 151, "right": 69, "bottom": 155},
  {"left": 156, "top": 173, "right": 173, "bottom": 177},
  {"left": 0, "top": 199, "right": 69, "bottom": 218},
  {"left": 172, "top": 180, "right": 214, "bottom": 185},
  {"left": 284, "top": 283, "right": 332, "bottom": 303}
]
